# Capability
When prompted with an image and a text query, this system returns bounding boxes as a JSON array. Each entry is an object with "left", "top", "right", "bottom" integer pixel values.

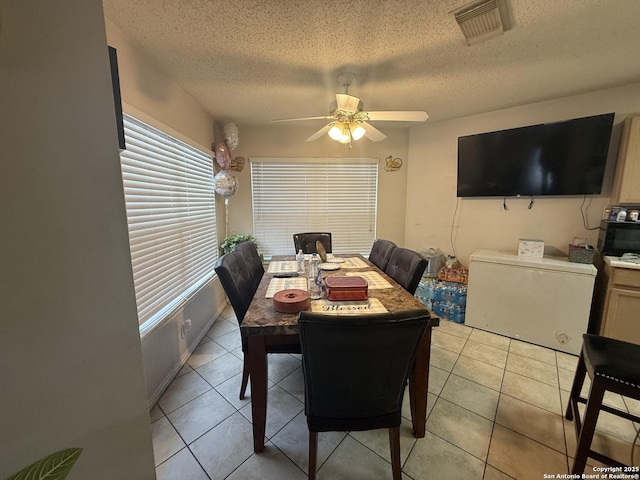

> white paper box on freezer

[
  {"left": 465, "top": 249, "right": 597, "bottom": 355},
  {"left": 518, "top": 239, "right": 544, "bottom": 258}
]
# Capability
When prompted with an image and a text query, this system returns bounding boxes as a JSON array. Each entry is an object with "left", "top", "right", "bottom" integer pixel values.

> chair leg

[
  {"left": 565, "top": 351, "right": 587, "bottom": 420},
  {"left": 308, "top": 431, "right": 318, "bottom": 480},
  {"left": 239, "top": 357, "right": 250, "bottom": 400},
  {"left": 389, "top": 426, "right": 401, "bottom": 480},
  {"left": 571, "top": 377, "right": 606, "bottom": 475}
]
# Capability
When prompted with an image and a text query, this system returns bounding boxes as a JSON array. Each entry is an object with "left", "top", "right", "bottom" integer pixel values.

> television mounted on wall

[{"left": 456, "top": 112, "right": 615, "bottom": 198}]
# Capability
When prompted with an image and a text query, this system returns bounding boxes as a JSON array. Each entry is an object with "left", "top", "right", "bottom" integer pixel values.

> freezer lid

[{"left": 469, "top": 249, "right": 597, "bottom": 276}]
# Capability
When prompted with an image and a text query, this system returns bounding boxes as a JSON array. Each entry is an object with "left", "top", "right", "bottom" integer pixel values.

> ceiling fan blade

[
  {"left": 305, "top": 124, "right": 332, "bottom": 142},
  {"left": 335, "top": 93, "right": 361, "bottom": 113},
  {"left": 270, "top": 116, "right": 333, "bottom": 123},
  {"left": 362, "top": 122, "right": 387, "bottom": 142},
  {"left": 366, "top": 111, "right": 429, "bottom": 122}
]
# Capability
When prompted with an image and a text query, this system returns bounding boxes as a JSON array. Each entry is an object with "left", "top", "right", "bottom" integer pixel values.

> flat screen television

[{"left": 456, "top": 113, "right": 615, "bottom": 197}]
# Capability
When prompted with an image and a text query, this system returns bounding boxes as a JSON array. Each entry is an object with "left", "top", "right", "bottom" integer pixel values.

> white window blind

[
  {"left": 120, "top": 114, "right": 218, "bottom": 334},
  {"left": 251, "top": 158, "right": 378, "bottom": 257}
]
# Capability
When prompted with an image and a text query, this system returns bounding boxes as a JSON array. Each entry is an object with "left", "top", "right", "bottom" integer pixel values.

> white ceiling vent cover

[{"left": 453, "top": 0, "right": 505, "bottom": 45}]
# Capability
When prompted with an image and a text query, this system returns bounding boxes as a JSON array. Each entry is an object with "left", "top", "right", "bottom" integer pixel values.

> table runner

[{"left": 310, "top": 297, "right": 387, "bottom": 314}]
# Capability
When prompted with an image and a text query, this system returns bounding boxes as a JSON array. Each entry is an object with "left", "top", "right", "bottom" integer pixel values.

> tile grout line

[{"left": 483, "top": 336, "right": 511, "bottom": 477}]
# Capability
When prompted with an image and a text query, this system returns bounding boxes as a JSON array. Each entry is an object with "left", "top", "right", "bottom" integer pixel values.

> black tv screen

[{"left": 457, "top": 113, "right": 615, "bottom": 197}]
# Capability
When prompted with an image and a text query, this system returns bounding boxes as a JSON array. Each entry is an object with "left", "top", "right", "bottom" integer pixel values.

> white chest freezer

[{"left": 465, "top": 249, "right": 597, "bottom": 355}]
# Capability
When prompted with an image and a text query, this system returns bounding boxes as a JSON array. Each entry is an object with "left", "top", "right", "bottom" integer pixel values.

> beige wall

[
  {"left": 226, "top": 124, "right": 410, "bottom": 248},
  {"left": 405, "top": 82, "right": 640, "bottom": 265},
  {"left": 104, "top": 18, "right": 214, "bottom": 149},
  {"left": 104, "top": 17, "right": 228, "bottom": 406},
  {"left": 0, "top": 1, "right": 155, "bottom": 478}
]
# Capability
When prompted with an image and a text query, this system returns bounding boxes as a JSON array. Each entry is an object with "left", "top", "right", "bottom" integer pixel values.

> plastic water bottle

[
  {"left": 308, "top": 254, "right": 322, "bottom": 299},
  {"left": 296, "top": 249, "right": 305, "bottom": 274}
]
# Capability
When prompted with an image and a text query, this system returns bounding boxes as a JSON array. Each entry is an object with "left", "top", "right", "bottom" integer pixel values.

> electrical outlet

[{"left": 180, "top": 319, "right": 192, "bottom": 339}]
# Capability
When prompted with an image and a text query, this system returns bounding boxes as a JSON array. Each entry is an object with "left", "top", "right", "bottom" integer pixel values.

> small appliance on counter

[{"left": 597, "top": 211, "right": 640, "bottom": 256}]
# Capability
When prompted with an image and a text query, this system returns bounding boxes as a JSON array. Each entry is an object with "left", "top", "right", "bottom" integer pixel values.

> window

[
  {"left": 251, "top": 158, "right": 378, "bottom": 257},
  {"left": 120, "top": 114, "right": 218, "bottom": 334}
]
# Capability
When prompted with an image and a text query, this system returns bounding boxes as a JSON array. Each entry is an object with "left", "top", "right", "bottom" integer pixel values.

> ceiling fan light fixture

[
  {"left": 283, "top": 73, "right": 426, "bottom": 146},
  {"left": 327, "top": 121, "right": 354, "bottom": 145},
  {"left": 328, "top": 124, "right": 343, "bottom": 141},
  {"left": 351, "top": 123, "right": 366, "bottom": 140},
  {"left": 337, "top": 123, "right": 351, "bottom": 144}
]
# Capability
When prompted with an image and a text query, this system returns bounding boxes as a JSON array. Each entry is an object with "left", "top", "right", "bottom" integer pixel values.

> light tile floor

[{"left": 151, "top": 304, "right": 640, "bottom": 479}]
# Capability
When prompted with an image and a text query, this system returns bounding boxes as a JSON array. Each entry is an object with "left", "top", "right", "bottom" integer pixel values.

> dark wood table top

[{"left": 241, "top": 254, "right": 438, "bottom": 336}]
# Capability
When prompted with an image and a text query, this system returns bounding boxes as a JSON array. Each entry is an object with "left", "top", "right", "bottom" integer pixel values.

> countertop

[{"left": 605, "top": 255, "right": 640, "bottom": 270}]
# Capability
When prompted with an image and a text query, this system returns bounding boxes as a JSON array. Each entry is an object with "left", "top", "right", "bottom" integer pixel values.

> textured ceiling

[{"left": 102, "top": 0, "right": 640, "bottom": 128}]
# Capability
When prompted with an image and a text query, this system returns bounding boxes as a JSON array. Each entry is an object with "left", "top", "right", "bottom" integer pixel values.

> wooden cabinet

[
  {"left": 611, "top": 115, "right": 640, "bottom": 204},
  {"left": 590, "top": 255, "right": 640, "bottom": 345}
]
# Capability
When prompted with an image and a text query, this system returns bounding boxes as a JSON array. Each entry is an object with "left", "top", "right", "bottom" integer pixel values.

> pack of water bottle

[
  {"left": 415, "top": 278, "right": 438, "bottom": 309},
  {"left": 437, "top": 255, "right": 468, "bottom": 284},
  {"left": 431, "top": 301, "right": 466, "bottom": 324},
  {"left": 433, "top": 281, "right": 467, "bottom": 308},
  {"left": 415, "top": 278, "right": 467, "bottom": 324}
]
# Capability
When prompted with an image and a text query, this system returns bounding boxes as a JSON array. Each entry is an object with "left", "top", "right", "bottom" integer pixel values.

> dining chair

[
  {"left": 293, "top": 232, "right": 332, "bottom": 254},
  {"left": 214, "top": 247, "right": 301, "bottom": 399},
  {"left": 298, "top": 309, "right": 430, "bottom": 480},
  {"left": 565, "top": 334, "right": 640, "bottom": 474},
  {"left": 368, "top": 238, "right": 397, "bottom": 271},
  {"left": 232, "top": 241, "right": 264, "bottom": 286},
  {"left": 384, "top": 247, "right": 428, "bottom": 295}
]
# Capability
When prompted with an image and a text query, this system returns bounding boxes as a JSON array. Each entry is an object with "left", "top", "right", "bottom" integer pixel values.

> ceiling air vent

[{"left": 453, "top": 0, "right": 505, "bottom": 45}]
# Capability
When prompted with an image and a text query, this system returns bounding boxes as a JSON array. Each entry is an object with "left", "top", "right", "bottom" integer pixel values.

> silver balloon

[
  {"left": 213, "top": 170, "right": 238, "bottom": 197},
  {"left": 223, "top": 122, "right": 239, "bottom": 151}
]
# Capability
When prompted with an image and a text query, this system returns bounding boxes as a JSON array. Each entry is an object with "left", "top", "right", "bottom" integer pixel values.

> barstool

[{"left": 565, "top": 334, "right": 640, "bottom": 473}]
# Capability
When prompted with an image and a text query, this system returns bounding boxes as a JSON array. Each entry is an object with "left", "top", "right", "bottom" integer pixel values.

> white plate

[
  {"left": 327, "top": 256, "right": 345, "bottom": 263},
  {"left": 319, "top": 262, "right": 341, "bottom": 271}
]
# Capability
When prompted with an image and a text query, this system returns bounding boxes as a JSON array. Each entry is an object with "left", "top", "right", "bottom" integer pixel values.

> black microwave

[{"left": 597, "top": 219, "right": 640, "bottom": 256}]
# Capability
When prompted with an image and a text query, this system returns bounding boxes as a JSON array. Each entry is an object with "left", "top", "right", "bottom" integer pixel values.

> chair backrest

[
  {"left": 214, "top": 248, "right": 262, "bottom": 323},
  {"left": 233, "top": 241, "right": 264, "bottom": 287},
  {"left": 298, "top": 309, "right": 430, "bottom": 432},
  {"left": 293, "top": 232, "right": 332, "bottom": 254},
  {"left": 368, "top": 239, "right": 397, "bottom": 271},
  {"left": 384, "top": 247, "right": 427, "bottom": 295}
]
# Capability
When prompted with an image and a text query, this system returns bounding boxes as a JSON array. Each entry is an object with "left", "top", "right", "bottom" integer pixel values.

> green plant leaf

[
  {"left": 6, "top": 448, "right": 82, "bottom": 480},
  {"left": 220, "top": 234, "right": 256, "bottom": 253}
]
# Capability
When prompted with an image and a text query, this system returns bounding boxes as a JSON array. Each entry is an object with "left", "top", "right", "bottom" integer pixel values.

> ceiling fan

[{"left": 271, "top": 73, "right": 429, "bottom": 147}]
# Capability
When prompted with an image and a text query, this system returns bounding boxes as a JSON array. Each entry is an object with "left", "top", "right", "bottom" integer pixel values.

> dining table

[{"left": 240, "top": 254, "right": 440, "bottom": 453}]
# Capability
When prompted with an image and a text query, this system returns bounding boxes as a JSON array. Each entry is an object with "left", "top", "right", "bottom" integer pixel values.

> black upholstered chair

[
  {"left": 368, "top": 239, "right": 397, "bottom": 271},
  {"left": 214, "top": 246, "right": 301, "bottom": 399},
  {"left": 293, "top": 232, "right": 332, "bottom": 254},
  {"left": 298, "top": 309, "right": 430, "bottom": 480},
  {"left": 565, "top": 334, "right": 640, "bottom": 474},
  {"left": 384, "top": 247, "right": 427, "bottom": 295},
  {"left": 233, "top": 241, "right": 264, "bottom": 286}
]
